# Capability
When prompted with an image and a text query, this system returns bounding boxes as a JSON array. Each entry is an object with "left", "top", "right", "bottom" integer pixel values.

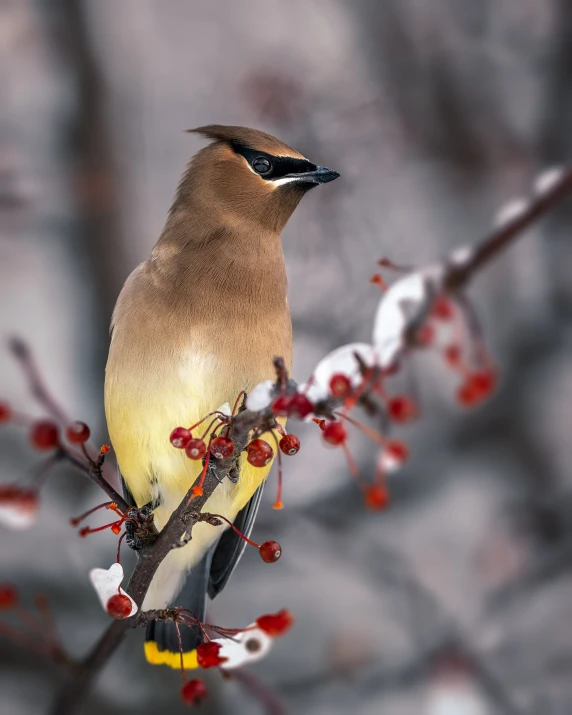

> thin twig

[
  {"left": 8, "top": 338, "right": 69, "bottom": 424},
  {"left": 62, "top": 450, "right": 128, "bottom": 512},
  {"left": 234, "top": 669, "right": 288, "bottom": 715},
  {"left": 9, "top": 337, "right": 123, "bottom": 497},
  {"left": 445, "top": 166, "right": 572, "bottom": 291}
]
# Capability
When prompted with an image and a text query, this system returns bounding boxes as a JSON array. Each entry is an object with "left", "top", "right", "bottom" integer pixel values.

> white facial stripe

[{"left": 270, "top": 176, "right": 304, "bottom": 188}]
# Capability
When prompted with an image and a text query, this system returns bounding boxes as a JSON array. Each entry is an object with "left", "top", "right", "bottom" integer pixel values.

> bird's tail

[{"left": 144, "top": 550, "right": 211, "bottom": 669}]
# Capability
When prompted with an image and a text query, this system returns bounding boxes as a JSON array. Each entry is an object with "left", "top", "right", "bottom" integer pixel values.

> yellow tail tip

[{"left": 144, "top": 640, "right": 199, "bottom": 669}]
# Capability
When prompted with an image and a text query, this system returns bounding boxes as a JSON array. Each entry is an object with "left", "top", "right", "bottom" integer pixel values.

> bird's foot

[
  {"left": 208, "top": 461, "right": 239, "bottom": 484},
  {"left": 227, "top": 466, "right": 239, "bottom": 484},
  {"left": 125, "top": 503, "right": 158, "bottom": 550}
]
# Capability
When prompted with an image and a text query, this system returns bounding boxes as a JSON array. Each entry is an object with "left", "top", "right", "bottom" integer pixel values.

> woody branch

[{"left": 4, "top": 163, "right": 570, "bottom": 714}]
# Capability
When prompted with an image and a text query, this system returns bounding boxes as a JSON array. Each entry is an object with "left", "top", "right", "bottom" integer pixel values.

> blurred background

[{"left": 2, "top": 0, "right": 572, "bottom": 713}]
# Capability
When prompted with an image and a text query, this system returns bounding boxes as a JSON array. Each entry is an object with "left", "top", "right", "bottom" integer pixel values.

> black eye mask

[{"left": 230, "top": 142, "right": 317, "bottom": 181}]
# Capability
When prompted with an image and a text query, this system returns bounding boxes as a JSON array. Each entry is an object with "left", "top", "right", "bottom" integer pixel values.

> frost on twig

[{"left": 89, "top": 563, "right": 138, "bottom": 620}]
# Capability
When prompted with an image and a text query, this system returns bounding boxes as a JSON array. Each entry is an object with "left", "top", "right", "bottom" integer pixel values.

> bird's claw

[{"left": 125, "top": 503, "right": 157, "bottom": 550}]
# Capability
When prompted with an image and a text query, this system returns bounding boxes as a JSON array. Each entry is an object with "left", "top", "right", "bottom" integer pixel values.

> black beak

[{"left": 302, "top": 166, "right": 340, "bottom": 184}]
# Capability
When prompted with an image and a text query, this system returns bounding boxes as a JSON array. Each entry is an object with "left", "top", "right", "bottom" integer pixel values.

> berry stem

[
  {"left": 79, "top": 518, "right": 125, "bottom": 536},
  {"left": 189, "top": 445, "right": 212, "bottom": 500},
  {"left": 188, "top": 411, "right": 227, "bottom": 433},
  {"left": 342, "top": 441, "right": 359, "bottom": 478},
  {"left": 346, "top": 367, "right": 380, "bottom": 409},
  {"left": 80, "top": 442, "right": 95, "bottom": 465},
  {"left": 70, "top": 502, "right": 114, "bottom": 527},
  {"left": 199, "top": 417, "right": 223, "bottom": 441},
  {"left": 14, "top": 603, "right": 46, "bottom": 636},
  {"left": 31, "top": 453, "right": 64, "bottom": 489},
  {"left": 206, "top": 513, "right": 260, "bottom": 549},
  {"left": 34, "top": 594, "right": 61, "bottom": 650},
  {"left": 116, "top": 531, "right": 127, "bottom": 564},
  {"left": 335, "top": 411, "right": 387, "bottom": 446},
  {"left": 267, "top": 430, "right": 284, "bottom": 509},
  {"left": 230, "top": 390, "right": 246, "bottom": 416},
  {"left": 174, "top": 620, "right": 187, "bottom": 683}
]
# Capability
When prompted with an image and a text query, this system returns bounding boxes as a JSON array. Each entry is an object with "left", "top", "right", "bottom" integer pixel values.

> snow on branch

[{"left": 0, "top": 164, "right": 571, "bottom": 713}]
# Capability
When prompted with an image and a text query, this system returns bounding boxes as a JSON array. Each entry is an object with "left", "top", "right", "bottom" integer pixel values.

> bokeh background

[{"left": 2, "top": 1, "right": 572, "bottom": 713}]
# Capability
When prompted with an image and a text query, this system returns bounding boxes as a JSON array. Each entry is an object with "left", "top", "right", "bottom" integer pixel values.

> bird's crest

[{"left": 187, "top": 125, "right": 306, "bottom": 159}]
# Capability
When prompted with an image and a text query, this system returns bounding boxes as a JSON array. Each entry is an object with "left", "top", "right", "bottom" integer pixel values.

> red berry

[
  {"left": 287, "top": 393, "right": 313, "bottom": 420},
  {"left": 385, "top": 440, "right": 409, "bottom": 463},
  {"left": 387, "top": 396, "right": 419, "bottom": 424},
  {"left": 417, "top": 323, "right": 435, "bottom": 347},
  {"left": 0, "top": 402, "right": 12, "bottom": 424},
  {"left": 0, "top": 585, "right": 18, "bottom": 609},
  {"left": 322, "top": 420, "right": 347, "bottom": 446},
  {"left": 0, "top": 486, "right": 38, "bottom": 529},
  {"left": 456, "top": 370, "right": 497, "bottom": 407},
  {"left": 456, "top": 381, "right": 479, "bottom": 406},
  {"left": 210, "top": 436, "right": 234, "bottom": 460},
  {"left": 259, "top": 540, "right": 282, "bottom": 563},
  {"left": 106, "top": 593, "right": 132, "bottom": 619},
  {"left": 30, "top": 420, "right": 59, "bottom": 450},
  {"left": 65, "top": 421, "right": 91, "bottom": 445},
  {"left": 247, "top": 439, "right": 273, "bottom": 467},
  {"left": 365, "top": 485, "right": 390, "bottom": 510},
  {"left": 181, "top": 678, "right": 208, "bottom": 705},
  {"left": 256, "top": 609, "right": 294, "bottom": 637},
  {"left": 170, "top": 426, "right": 192, "bottom": 449},
  {"left": 469, "top": 369, "right": 497, "bottom": 397},
  {"left": 370, "top": 273, "right": 387, "bottom": 289},
  {"left": 432, "top": 296, "right": 455, "bottom": 320},
  {"left": 329, "top": 373, "right": 352, "bottom": 399},
  {"left": 196, "top": 641, "right": 228, "bottom": 668},
  {"left": 272, "top": 395, "right": 291, "bottom": 416},
  {"left": 185, "top": 438, "right": 207, "bottom": 460},
  {"left": 444, "top": 344, "right": 461, "bottom": 367},
  {"left": 279, "top": 434, "right": 300, "bottom": 456},
  {"left": 0, "top": 484, "right": 36, "bottom": 505}
]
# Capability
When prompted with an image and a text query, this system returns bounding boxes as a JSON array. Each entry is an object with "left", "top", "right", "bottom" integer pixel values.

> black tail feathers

[{"left": 144, "top": 551, "right": 211, "bottom": 669}]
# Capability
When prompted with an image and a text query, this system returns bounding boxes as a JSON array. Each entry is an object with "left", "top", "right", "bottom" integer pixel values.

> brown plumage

[{"left": 104, "top": 125, "right": 338, "bottom": 666}]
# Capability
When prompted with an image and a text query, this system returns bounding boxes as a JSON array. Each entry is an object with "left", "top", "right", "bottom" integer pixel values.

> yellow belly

[{"left": 104, "top": 345, "right": 277, "bottom": 607}]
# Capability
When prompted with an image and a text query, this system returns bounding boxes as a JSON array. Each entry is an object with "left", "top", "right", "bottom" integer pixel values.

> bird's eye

[{"left": 252, "top": 157, "right": 272, "bottom": 175}]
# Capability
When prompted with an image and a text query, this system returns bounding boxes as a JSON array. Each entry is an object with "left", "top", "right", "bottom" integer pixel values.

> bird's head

[{"left": 176, "top": 125, "right": 339, "bottom": 235}]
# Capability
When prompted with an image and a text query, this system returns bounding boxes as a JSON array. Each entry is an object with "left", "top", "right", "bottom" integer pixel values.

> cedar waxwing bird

[{"left": 104, "top": 125, "right": 339, "bottom": 668}]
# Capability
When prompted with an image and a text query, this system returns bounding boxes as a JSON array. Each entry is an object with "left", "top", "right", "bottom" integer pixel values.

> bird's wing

[
  {"left": 207, "top": 481, "right": 265, "bottom": 599},
  {"left": 121, "top": 475, "right": 137, "bottom": 508}
]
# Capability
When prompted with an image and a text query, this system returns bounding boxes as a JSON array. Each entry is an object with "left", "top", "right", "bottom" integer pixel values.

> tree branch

[
  {"left": 62, "top": 450, "right": 128, "bottom": 512},
  {"left": 50, "top": 391, "right": 283, "bottom": 715},
  {"left": 445, "top": 167, "right": 572, "bottom": 291},
  {"left": 49, "top": 165, "right": 572, "bottom": 714},
  {"left": 10, "top": 336, "right": 125, "bottom": 503},
  {"left": 9, "top": 338, "right": 70, "bottom": 425}
]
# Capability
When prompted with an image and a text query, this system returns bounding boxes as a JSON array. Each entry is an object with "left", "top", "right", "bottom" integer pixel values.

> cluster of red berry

[
  {"left": 0, "top": 409, "right": 94, "bottom": 527},
  {"left": 179, "top": 608, "right": 294, "bottom": 704},
  {"left": 429, "top": 298, "right": 498, "bottom": 407},
  {"left": 0, "top": 585, "right": 66, "bottom": 662},
  {"left": 170, "top": 421, "right": 300, "bottom": 467},
  {"left": 0, "top": 402, "right": 91, "bottom": 452}
]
